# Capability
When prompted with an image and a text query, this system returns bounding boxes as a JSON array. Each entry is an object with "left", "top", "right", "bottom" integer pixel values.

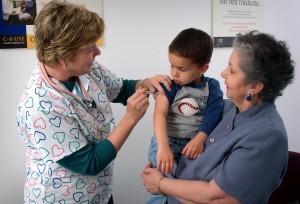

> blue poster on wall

[
  {"left": 0, "top": 0, "right": 35, "bottom": 48},
  {"left": 1, "top": 0, "right": 103, "bottom": 49}
]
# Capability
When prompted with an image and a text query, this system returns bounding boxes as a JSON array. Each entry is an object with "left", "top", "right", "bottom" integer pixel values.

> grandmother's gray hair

[{"left": 232, "top": 30, "right": 295, "bottom": 102}]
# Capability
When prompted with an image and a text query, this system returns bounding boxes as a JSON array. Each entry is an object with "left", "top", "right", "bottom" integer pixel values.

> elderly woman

[
  {"left": 16, "top": 1, "right": 170, "bottom": 203},
  {"left": 141, "top": 30, "right": 295, "bottom": 204}
]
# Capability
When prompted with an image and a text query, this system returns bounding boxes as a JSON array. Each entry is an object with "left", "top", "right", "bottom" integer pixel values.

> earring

[{"left": 246, "top": 93, "right": 253, "bottom": 101}]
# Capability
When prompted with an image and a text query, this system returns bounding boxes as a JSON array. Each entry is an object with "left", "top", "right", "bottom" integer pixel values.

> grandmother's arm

[
  {"left": 162, "top": 178, "right": 240, "bottom": 204},
  {"left": 142, "top": 165, "right": 240, "bottom": 204}
]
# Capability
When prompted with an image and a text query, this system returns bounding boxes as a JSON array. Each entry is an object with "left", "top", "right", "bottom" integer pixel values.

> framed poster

[
  {"left": 0, "top": 0, "right": 103, "bottom": 49},
  {"left": 213, "top": 0, "right": 264, "bottom": 48}
]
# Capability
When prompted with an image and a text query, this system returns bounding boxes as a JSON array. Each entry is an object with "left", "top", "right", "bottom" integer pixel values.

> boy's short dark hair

[{"left": 169, "top": 28, "right": 213, "bottom": 67}]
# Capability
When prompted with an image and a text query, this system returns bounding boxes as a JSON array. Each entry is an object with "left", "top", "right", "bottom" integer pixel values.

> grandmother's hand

[
  {"left": 143, "top": 75, "right": 172, "bottom": 95},
  {"left": 141, "top": 162, "right": 165, "bottom": 195}
]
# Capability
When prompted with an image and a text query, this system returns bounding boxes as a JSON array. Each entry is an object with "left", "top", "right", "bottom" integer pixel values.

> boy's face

[{"left": 168, "top": 52, "right": 206, "bottom": 85}]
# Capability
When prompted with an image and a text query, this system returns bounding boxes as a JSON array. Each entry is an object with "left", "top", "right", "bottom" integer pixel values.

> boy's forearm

[
  {"left": 154, "top": 114, "right": 169, "bottom": 146},
  {"left": 195, "top": 131, "right": 208, "bottom": 142},
  {"left": 190, "top": 132, "right": 208, "bottom": 148},
  {"left": 153, "top": 93, "right": 170, "bottom": 146}
]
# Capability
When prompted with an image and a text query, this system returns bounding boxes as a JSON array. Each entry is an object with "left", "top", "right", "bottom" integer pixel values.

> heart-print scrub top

[{"left": 16, "top": 61, "right": 122, "bottom": 204}]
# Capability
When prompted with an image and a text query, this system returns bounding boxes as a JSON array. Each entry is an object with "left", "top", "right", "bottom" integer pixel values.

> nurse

[{"left": 16, "top": 1, "right": 170, "bottom": 203}]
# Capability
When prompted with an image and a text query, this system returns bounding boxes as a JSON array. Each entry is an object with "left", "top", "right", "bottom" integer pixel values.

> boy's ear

[{"left": 200, "top": 64, "right": 209, "bottom": 74}]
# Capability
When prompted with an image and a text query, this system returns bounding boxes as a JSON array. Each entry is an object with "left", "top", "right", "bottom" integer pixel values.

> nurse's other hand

[
  {"left": 144, "top": 75, "right": 172, "bottom": 95},
  {"left": 125, "top": 88, "right": 149, "bottom": 122}
]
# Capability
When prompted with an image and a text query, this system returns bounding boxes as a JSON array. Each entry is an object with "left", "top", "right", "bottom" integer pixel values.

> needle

[{"left": 146, "top": 91, "right": 158, "bottom": 95}]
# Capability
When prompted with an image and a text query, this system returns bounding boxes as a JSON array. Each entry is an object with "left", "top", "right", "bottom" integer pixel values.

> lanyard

[{"left": 39, "top": 63, "right": 96, "bottom": 110}]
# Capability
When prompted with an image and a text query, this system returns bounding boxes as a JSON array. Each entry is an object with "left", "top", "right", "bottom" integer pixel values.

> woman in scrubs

[{"left": 16, "top": 1, "right": 170, "bottom": 203}]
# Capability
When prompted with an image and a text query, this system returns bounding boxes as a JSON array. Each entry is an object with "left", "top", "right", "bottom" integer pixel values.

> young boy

[{"left": 146, "top": 28, "right": 224, "bottom": 203}]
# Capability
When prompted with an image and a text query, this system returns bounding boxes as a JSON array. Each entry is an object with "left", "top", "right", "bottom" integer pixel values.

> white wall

[{"left": 1, "top": 0, "right": 299, "bottom": 203}]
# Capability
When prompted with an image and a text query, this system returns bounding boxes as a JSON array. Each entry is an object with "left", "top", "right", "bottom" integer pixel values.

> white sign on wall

[{"left": 213, "top": 0, "right": 265, "bottom": 48}]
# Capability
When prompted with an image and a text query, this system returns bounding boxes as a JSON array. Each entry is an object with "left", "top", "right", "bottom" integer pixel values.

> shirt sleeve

[
  {"left": 198, "top": 78, "right": 224, "bottom": 135},
  {"left": 111, "top": 79, "right": 138, "bottom": 105},
  {"left": 160, "top": 81, "right": 179, "bottom": 104},
  {"left": 57, "top": 139, "right": 117, "bottom": 176}
]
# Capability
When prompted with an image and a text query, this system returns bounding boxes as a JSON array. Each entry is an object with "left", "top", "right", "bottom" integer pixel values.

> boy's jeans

[{"left": 146, "top": 136, "right": 190, "bottom": 204}]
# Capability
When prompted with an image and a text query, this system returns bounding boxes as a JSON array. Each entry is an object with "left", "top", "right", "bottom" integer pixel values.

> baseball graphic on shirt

[{"left": 178, "top": 97, "right": 199, "bottom": 117}]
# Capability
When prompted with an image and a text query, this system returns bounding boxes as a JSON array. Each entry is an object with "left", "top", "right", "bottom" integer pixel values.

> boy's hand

[
  {"left": 157, "top": 146, "right": 174, "bottom": 175},
  {"left": 182, "top": 132, "right": 207, "bottom": 159}
]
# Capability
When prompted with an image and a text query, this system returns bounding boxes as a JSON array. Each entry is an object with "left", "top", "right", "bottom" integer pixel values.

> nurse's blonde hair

[{"left": 34, "top": 0, "right": 104, "bottom": 66}]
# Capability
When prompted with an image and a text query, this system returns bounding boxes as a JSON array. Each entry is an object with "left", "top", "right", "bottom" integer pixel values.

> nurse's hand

[
  {"left": 143, "top": 75, "right": 172, "bottom": 95},
  {"left": 125, "top": 88, "right": 149, "bottom": 123},
  {"left": 107, "top": 88, "right": 149, "bottom": 152}
]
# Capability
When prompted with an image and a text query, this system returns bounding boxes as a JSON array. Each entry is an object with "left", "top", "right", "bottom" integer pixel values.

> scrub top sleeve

[
  {"left": 112, "top": 79, "right": 138, "bottom": 105},
  {"left": 94, "top": 62, "right": 123, "bottom": 102},
  {"left": 213, "top": 128, "right": 288, "bottom": 204},
  {"left": 57, "top": 139, "right": 117, "bottom": 175}
]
